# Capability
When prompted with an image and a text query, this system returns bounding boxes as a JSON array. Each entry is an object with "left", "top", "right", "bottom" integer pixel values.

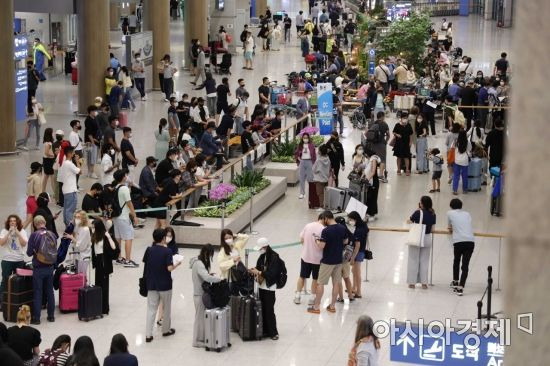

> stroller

[
  {"left": 218, "top": 53, "right": 232, "bottom": 75},
  {"left": 350, "top": 107, "right": 367, "bottom": 129}
]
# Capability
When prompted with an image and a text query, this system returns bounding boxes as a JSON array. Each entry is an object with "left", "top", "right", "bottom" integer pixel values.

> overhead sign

[
  {"left": 316, "top": 83, "right": 333, "bottom": 135},
  {"left": 390, "top": 322, "right": 505, "bottom": 366},
  {"left": 14, "top": 35, "right": 29, "bottom": 61}
]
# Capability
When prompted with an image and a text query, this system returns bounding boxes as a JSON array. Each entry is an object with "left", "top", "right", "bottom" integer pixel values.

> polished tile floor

[{"left": 1, "top": 3, "right": 513, "bottom": 365}]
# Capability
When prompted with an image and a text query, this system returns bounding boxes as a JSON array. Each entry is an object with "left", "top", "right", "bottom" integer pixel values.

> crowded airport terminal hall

[{"left": 0, "top": 0, "right": 545, "bottom": 365}]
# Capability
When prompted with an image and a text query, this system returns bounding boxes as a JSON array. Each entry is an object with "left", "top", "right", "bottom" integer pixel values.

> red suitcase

[
  {"left": 118, "top": 111, "right": 128, "bottom": 128},
  {"left": 308, "top": 182, "right": 320, "bottom": 209},
  {"left": 59, "top": 273, "right": 86, "bottom": 313},
  {"left": 71, "top": 67, "right": 78, "bottom": 85}
]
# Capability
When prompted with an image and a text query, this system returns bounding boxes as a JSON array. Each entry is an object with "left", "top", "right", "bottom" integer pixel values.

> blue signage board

[
  {"left": 15, "top": 68, "right": 28, "bottom": 121},
  {"left": 316, "top": 83, "right": 333, "bottom": 135},
  {"left": 390, "top": 322, "right": 505, "bottom": 366},
  {"left": 368, "top": 48, "right": 376, "bottom": 60},
  {"left": 14, "top": 35, "right": 29, "bottom": 61},
  {"left": 368, "top": 61, "right": 375, "bottom": 76}
]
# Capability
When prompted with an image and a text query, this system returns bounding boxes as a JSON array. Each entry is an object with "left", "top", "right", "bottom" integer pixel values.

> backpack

[
  {"left": 276, "top": 258, "right": 287, "bottom": 289},
  {"left": 35, "top": 229, "right": 58, "bottom": 265},
  {"left": 110, "top": 185, "right": 127, "bottom": 218},
  {"left": 202, "top": 280, "right": 230, "bottom": 308},
  {"left": 240, "top": 31, "right": 247, "bottom": 43},
  {"left": 366, "top": 123, "right": 381, "bottom": 144},
  {"left": 38, "top": 348, "right": 63, "bottom": 366}
]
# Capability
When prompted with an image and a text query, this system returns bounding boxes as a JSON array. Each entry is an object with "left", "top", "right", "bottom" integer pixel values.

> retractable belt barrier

[{"left": 134, "top": 205, "right": 221, "bottom": 213}]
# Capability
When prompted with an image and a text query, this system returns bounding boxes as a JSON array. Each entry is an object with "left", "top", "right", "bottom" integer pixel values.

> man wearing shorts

[
  {"left": 295, "top": 213, "right": 325, "bottom": 305},
  {"left": 112, "top": 169, "right": 139, "bottom": 268},
  {"left": 307, "top": 211, "right": 348, "bottom": 314}
]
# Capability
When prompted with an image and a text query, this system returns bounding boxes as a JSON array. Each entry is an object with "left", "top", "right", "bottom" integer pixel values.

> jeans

[
  {"left": 134, "top": 77, "right": 145, "bottom": 97},
  {"left": 63, "top": 192, "right": 77, "bottom": 226},
  {"left": 259, "top": 289, "right": 278, "bottom": 337},
  {"left": 25, "top": 119, "right": 41, "bottom": 148},
  {"left": 163, "top": 77, "right": 174, "bottom": 100},
  {"left": 416, "top": 137, "right": 429, "bottom": 172},
  {"left": 1, "top": 260, "right": 25, "bottom": 296},
  {"left": 207, "top": 96, "right": 217, "bottom": 118},
  {"left": 452, "top": 164, "right": 468, "bottom": 193},
  {"left": 146, "top": 290, "right": 172, "bottom": 337},
  {"left": 284, "top": 28, "right": 291, "bottom": 42},
  {"left": 123, "top": 88, "right": 136, "bottom": 109},
  {"left": 453, "top": 242, "right": 475, "bottom": 287},
  {"left": 299, "top": 159, "right": 313, "bottom": 195},
  {"left": 32, "top": 266, "right": 55, "bottom": 321},
  {"left": 333, "top": 111, "right": 344, "bottom": 135}
]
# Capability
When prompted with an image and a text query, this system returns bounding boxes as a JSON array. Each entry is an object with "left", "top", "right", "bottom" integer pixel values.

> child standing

[{"left": 429, "top": 148, "right": 443, "bottom": 193}]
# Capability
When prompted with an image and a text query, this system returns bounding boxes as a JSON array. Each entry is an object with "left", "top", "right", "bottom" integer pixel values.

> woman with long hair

[
  {"left": 363, "top": 149, "right": 381, "bottom": 220},
  {"left": 103, "top": 333, "right": 138, "bottom": 366},
  {"left": 42, "top": 128, "right": 56, "bottom": 194},
  {"left": 452, "top": 130, "right": 471, "bottom": 195},
  {"left": 38, "top": 334, "right": 71, "bottom": 366},
  {"left": 0, "top": 215, "right": 28, "bottom": 301},
  {"left": 66, "top": 336, "right": 99, "bottom": 366},
  {"left": 347, "top": 211, "right": 369, "bottom": 298},
  {"left": 406, "top": 196, "right": 436, "bottom": 289},
  {"left": 118, "top": 65, "right": 136, "bottom": 111},
  {"left": 415, "top": 113, "right": 429, "bottom": 174},
  {"left": 63, "top": 210, "right": 91, "bottom": 274},
  {"left": 445, "top": 122, "right": 461, "bottom": 184},
  {"left": 392, "top": 112, "right": 413, "bottom": 176},
  {"left": 295, "top": 132, "right": 317, "bottom": 199},
  {"left": 23, "top": 162, "right": 43, "bottom": 229},
  {"left": 155, "top": 118, "right": 170, "bottom": 161},
  {"left": 217, "top": 229, "right": 249, "bottom": 279},
  {"left": 7, "top": 305, "right": 41, "bottom": 366},
  {"left": 190, "top": 244, "right": 221, "bottom": 348},
  {"left": 348, "top": 315, "right": 380, "bottom": 366},
  {"left": 91, "top": 219, "right": 118, "bottom": 315}
]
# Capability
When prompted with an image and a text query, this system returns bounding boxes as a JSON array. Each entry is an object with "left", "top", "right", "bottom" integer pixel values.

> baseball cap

[
  {"left": 55, "top": 129, "right": 65, "bottom": 136},
  {"left": 253, "top": 237, "right": 269, "bottom": 251}
]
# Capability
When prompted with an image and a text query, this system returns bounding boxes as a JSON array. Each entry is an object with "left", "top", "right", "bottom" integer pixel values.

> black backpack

[
  {"left": 110, "top": 185, "right": 127, "bottom": 218},
  {"left": 202, "top": 280, "right": 230, "bottom": 308},
  {"left": 366, "top": 123, "right": 381, "bottom": 144},
  {"left": 276, "top": 258, "right": 287, "bottom": 289},
  {"left": 240, "top": 30, "right": 247, "bottom": 43}
]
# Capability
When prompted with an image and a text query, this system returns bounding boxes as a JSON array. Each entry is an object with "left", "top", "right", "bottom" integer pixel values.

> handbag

[
  {"left": 37, "top": 112, "right": 47, "bottom": 125},
  {"left": 405, "top": 210, "right": 426, "bottom": 247},
  {"left": 447, "top": 144, "right": 456, "bottom": 165},
  {"left": 365, "top": 239, "right": 373, "bottom": 260},
  {"left": 347, "top": 171, "right": 363, "bottom": 185}
]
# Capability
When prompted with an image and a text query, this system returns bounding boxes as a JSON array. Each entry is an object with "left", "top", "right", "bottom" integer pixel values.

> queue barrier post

[
  {"left": 247, "top": 187, "right": 258, "bottom": 235},
  {"left": 429, "top": 234, "right": 435, "bottom": 286},
  {"left": 496, "top": 238, "right": 502, "bottom": 291}
]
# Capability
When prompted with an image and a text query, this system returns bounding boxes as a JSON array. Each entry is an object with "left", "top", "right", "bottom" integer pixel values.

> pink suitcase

[
  {"left": 118, "top": 111, "right": 128, "bottom": 128},
  {"left": 59, "top": 273, "right": 86, "bottom": 313}
]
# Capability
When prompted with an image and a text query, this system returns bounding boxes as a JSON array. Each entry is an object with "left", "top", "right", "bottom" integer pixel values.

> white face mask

[
  {"left": 136, "top": 57, "right": 141, "bottom": 62},
  {"left": 349, "top": 220, "right": 356, "bottom": 226},
  {"left": 108, "top": 72, "right": 113, "bottom": 76},
  {"left": 225, "top": 238, "right": 234, "bottom": 245},
  {"left": 357, "top": 149, "right": 364, "bottom": 155},
  {"left": 115, "top": 121, "right": 119, "bottom": 127},
  {"left": 417, "top": 118, "right": 423, "bottom": 123},
  {"left": 109, "top": 149, "right": 115, "bottom": 155},
  {"left": 75, "top": 219, "right": 81, "bottom": 226},
  {"left": 303, "top": 138, "right": 309, "bottom": 143},
  {"left": 166, "top": 235, "right": 173, "bottom": 242},
  {"left": 259, "top": 248, "right": 266, "bottom": 255}
]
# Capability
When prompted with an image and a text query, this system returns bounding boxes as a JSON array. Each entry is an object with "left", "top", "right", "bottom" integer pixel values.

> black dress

[
  {"left": 366, "top": 160, "right": 380, "bottom": 216},
  {"left": 92, "top": 234, "right": 119, "bottom": 315},
  {"left": 392, "top": 122, "right": 413, "bottom": 158}
]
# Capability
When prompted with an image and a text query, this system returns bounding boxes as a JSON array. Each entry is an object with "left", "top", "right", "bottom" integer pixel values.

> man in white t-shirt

[
  {"left": 112, "top": 169, "right": 139, "bottom": 268},
  {"left": 447, "top": 198, "right": 475, "bottom": 296},
  {"left": 294, "top": 213, "right": 326, "bottom": 305},
  {"left": 58, "top": 146, "right": 81, "bottom": 226},
  {"left": 68, "top": 120, "right": 83, "bottom": 158}
]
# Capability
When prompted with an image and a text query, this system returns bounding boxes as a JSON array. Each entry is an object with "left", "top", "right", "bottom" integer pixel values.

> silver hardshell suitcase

[
  {"left": 324, "top": 187, "right": 357, "bottom": 212},
  {"left": 205, "top": 306, "right": 231, "bottom": 352}
]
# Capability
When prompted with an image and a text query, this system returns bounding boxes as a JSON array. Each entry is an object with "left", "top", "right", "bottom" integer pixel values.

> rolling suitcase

[
  {"left": 78, "top": 259, "right": 103, "bottom": 321},
  {"left": 2, "top": 274, "right": 33, "bottom": 322},
  {"left": 308, "top": 182, "right": 320, "bottom": 209},
  {"left": 59, "top": 272, "right": 85, "bottom": 313},
  {"left": 118, "top": 111, "right": 128, "bottom": 128},
  {"left": 467, "top": 158, "right": 482, "bottom": 192},
  {"left": 238, "top": 295, "right": 263, "bottom": 341},
  {"left": 230, "top": 296, "right": 241, "bottom": 332},
  {"left": 71, "top": 67, "right": 78, "bottom": 85},
  {"left": 324, "top": 187, "right": 357, "bottom": 212},
  {"left": 204, "top": 306, "right": 231, "bottom": 352}
]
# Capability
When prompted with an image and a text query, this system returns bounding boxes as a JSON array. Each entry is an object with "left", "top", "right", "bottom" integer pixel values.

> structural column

[
  {"left": 505, "top": 0, "right": 550, "bottom": 364},
  {"left": 255, "top": 0, "right": 268, "bottom": 17},
  {"left": 110, "top": 2, "right": 120, "bottom": 31},
  {"left": 184, "top": 0, "right": 208, "bottom": 69},
  {"left": 76, "top": 0, "right": 110, "bottom": 114},
  {"left": 0, "top": 0, "right": 16, "bottom": 153},
  {"left": 145, "top": 0, "right": 170, "bottom": 89}
]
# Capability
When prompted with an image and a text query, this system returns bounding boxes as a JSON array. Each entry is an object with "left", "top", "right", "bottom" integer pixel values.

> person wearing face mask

[
  {"left": 326, "top": 131, "right": 345, "bottom": 187},
  {"left": 295, "top": 133, "right": 317, "bottom": 200},
  {"left": 118, "top": 66, "right": 136, "bottom": 111},
  {"left": 155, "top": 118, "right": 170, "bottom": 161},
  {"left": 34, "top": 192, "right": 59, "bottom": 237},
  {"left": 82, "top": 183, "right": 104, "bottom": 219},
  {"left": 52, "top": 130, "right": 66, "bottom": 204},
  {"left": 120, "top": 127, "right": 138, "bottom": 183},
  {"left": 22, "top": 162, "right": 43, "bottom": 230},
  {"left": 101, "top": 143, "right": 120, "bottom": 185},
  {"left": 63, "top": 210, "right": 92, "bottom": 274},
  {"left": 91, "top": 218, "right": 118, "bottom": 315},
  {"left": 415, "top": 114, "right": 429, "bottom": 174},
  {"left": 167, "top": 97, "right": 181, "bottom": 140},
  {"left": 346, "top": 212, "right": 369, "bottom": 299},
  {"left": 139, "top": 156, "right": 160, "bottom": 207},
  {"left": 349, "top": 144, "right": 367, "bottom": 194},
  {"left": 217, "top": 229, "right": 249, "bottom": 280},
  {"left": 190, "top": 244, "right": 222, "bottom": 348},
  {"left": 104, "top": 67, "right": 117, "bottom": 100},
  {"left": 0, "top": 215, "right": 29, "bottom": 297},
  {"left": 84, "top": 105, "right": 101, "bottom": 179},
  {"left": 180, "top": 159, "right": 209, "bottom": 209},
  {"left": 199, "top": 122, "right": 224, "bottom": 170},
  {"left": 103, "top": 116, "right": 120, "bottom": 154},
  {"left": 21, "top": 97, "right": 43, "bottom": 151},
  {"left": 155, "top": 149, "right": 179, "bottom": 186},
  {"left": 152, "top": 170, "right": 183, "bottom": 229},
  {"left": 392, "top": 113, "right": 413, "bottom": 176},
  {"left": 68, "top": 119, "right": 84, "bottom": 166},
  {"left": 32, "top": 38, "right": 51, "bottom": 81},
  {"left": 131, "top": 53, "right": 147, "bottom": 101},
  {"left": 112, "top": 169, "right": 140, "bottom": 267}
]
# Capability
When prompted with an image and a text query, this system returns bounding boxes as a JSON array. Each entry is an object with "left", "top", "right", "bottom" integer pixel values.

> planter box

[
  {"left": 175, "top": 176, "right": 287, "bottom": 247},
  {"left": 263, "top": 162, "right": 299, "bottom": 186}
]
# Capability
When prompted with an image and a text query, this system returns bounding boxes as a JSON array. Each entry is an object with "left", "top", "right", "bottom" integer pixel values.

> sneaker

[
  {"left": 367, "top": 215, "right": 377, "bottom": 221},
  {"left": 450, "top": 281, "right": 459, "bottom": 288},
  {"left": 163, "top": 98, "right": 169, "bottom": 102},
  {"left": 298, "top": 194, "right": 304, "bottom": 199},
  {"left": 124, "top": 260, "right": 139, "bottom": 268},
  {"left": 20, "top": 146, "right": 29, "bottom": 151},
  {"left": 455, "top": 288, "right": 464, "bottom": 296},
  {"left": 90, "top": 174, "right": 99, "bottom": 179},
  {"left": 137, "top": 217, "right": 146, "bottom": 225},
  {"left": 293, "top": 292, "right": 301, "bottom": 304},
  {"left": 115, "top": 258, "right": 126, "bottom": 265},
  {"left": 141, "top": 96, "right": 147, "bottom": 101}
]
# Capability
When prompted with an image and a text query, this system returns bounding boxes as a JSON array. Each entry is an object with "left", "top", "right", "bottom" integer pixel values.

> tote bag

[{"left": 405, "top": 210, "right": 426, "bottom": 247}]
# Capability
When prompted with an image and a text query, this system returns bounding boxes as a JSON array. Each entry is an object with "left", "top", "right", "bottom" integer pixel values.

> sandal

[
  {"left": 336, "top": 298, "right": 344, "bottom": 303},
  {"left": 354, "top": 294, "right": 363, "bottom": 299},
  {"left": 307, "top": 306, "right": 320, "bottom": 314},
  {"left": 429, "top": 189, "right": 436, "bottom": 193},
  {"left": 326, "top": 305, "right": 336, "bottom": 313}
]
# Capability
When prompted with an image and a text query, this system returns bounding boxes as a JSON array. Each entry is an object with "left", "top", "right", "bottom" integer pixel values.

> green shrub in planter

[
  {"left": 272, "top": 138, "right": 298, "bottom": 157},
  {"left": 271, "top": 155, "right": 296, "bottom": 163},
  {"left": 231, "top": 168, "right": 266, "bottom": 188}
]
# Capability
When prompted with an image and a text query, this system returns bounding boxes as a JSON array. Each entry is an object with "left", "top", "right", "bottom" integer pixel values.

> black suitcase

[
  {"left": 230, "top": 295, "right": 241, "bottom": 332},
  {"left": 2, "top": 274, "right": 33, "bottom": 322},
  {"left": 78, "top": 263, "right": 103, "bottom": 321},
  {"left": 238, "top": 295, "right": 263, "bottom": 341}
]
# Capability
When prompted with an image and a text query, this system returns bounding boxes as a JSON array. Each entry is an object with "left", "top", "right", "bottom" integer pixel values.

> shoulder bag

[
  {"left": 405, "top": 210, "right": 426, "bottom": 247},
  {"left": 447, "top": 142, "right": 456, "bottom": 165}
]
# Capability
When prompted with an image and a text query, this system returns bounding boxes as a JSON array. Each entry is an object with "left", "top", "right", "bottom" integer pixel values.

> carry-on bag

[
  {"left": 308, "top": 182, "right": 320, "bottom": 209},
  {"left": 324, "top": 187, "right": 357, "bottom": 212},
  {"left": 204, "top": 306, "right": 231, "bottom": 352},
  {"left": 78, "top": 260, "right": 103, "bottom": 321},
  {"left": 2, "top": 274, "right": 33, "bottom": 322},
  {"left": 230, "top": 296, "right": 241, "bottom": 332},
  {"left": 59, "top": 272, "right": 85, "bottom": 313},
  {"left": 118, "top": 111, "right": 129, "bottom": 128},
  {"left": 467, "top": 158, "right": 482, "bottom": 192},
  {"left": 238, "top": 279, "right": 263, "bottom": 341}
]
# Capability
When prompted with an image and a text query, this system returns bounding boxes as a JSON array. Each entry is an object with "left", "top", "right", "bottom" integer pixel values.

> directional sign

[
  {"left": 316, "top": 83, "right": 333, "bottom": 135},
  {"left": 368, "top": 48, "right": 376, "bottom": 59},
  {"left": 368, "top": 61, "right": 375, "bottom": 76},
  {"left": 390, "top": 322, "right": 505, "bottom": 366}
]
